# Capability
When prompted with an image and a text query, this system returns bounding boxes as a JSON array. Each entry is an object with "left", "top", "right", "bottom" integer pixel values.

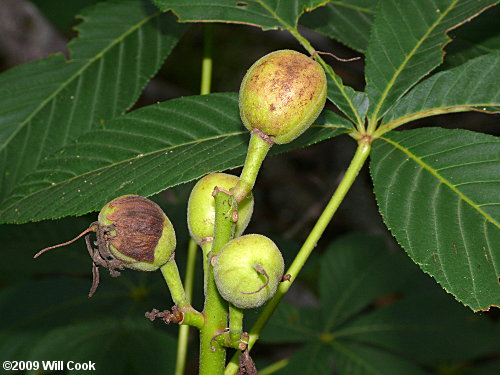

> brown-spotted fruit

[
  {"left": 239, "top": 49, "right": 327, "bottom": 144},
  {"left": 98, "top": 194, "right": 176, "bottom": 271},
  {"left": 213, "top": 234, "right": 284, "bottom": 309},
  {"left": 187, "top": 173, "right": 254, "bottom": 245}
]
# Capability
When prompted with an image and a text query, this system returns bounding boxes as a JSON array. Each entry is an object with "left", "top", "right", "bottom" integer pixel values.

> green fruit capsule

[
  {"left": 239, "top": 49, "right": 327, "bottom": 144},
  {"left": 214, "top": 234, "right": 284, "bottom": 309},
  {"left": 98, "top": 195, "right": 176, "bottom": 271},
  {"left": 187, "top": 173, "right": 254, "bottom": 245}
]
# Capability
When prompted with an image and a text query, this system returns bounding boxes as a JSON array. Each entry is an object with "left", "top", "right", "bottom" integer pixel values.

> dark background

[{"left": 0, "top": 1, "right": 498, "bottom": 374}]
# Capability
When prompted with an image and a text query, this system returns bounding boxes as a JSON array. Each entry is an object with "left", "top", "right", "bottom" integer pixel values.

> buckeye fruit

[
  {"left": 187, "top": 173, "right": 254, "bottom": 245},
  {"left": 213, "top": 234, "right": 284, "bottom": 309},
  {"left": 239, "top": 49, "right": 327, "bottom": 144}
]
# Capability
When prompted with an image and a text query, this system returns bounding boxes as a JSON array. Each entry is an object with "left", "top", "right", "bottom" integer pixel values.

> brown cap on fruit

[{"left": 99, "top": 195, "right": 165, "bottom": 263}]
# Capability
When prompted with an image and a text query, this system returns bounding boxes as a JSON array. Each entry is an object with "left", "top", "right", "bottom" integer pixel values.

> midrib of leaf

[
  {"left": 330, "top": 1, "right": 375, "bottom": 14},
  {"left": 0, "top": 10, "right": 161, "bottom": 153},
  {"left": 370, "top": 0, "right": 459, "bottom": 123},
  {"left": 256, "top": 0, "right": 362, "bottom": 125},
  {"left": 1, "top": 131, "right": 245, "bottom": 214},
  {"left": 377, "top": 106, "right": 474, "bottom": 135},
  {"left": 379, "top": 136, "right": 500, "bottom": 229}
]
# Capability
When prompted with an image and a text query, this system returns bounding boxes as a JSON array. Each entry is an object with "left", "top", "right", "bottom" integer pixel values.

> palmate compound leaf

[
  {"left": 370, "top": 128, "right": 500, "bottom": 311},
  {"left": 0, "top": 93, "right": 353, "bottom": 224},
  {"left": 364, "top": 0, "right": 498, "bottom": 122},
  {"left": 262, "top": 233, "right": 499, "bottom": 374},
  {"left": 0, "top": 0, "right": 187, "bottom": 203},
  {"left": 382, "top": 51, "right": 500, "bottom": 129}
]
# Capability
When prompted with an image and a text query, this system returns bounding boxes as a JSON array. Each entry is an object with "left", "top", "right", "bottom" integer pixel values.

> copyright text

[{"left": 3, "top": 360, "right": 96, "bottom": 371}]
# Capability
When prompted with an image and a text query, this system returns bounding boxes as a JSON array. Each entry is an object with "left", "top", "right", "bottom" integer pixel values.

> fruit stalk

[
  {"left": 225, "top": 138, "right": 372, "bottom": 374},
  {"left": 231, "top": 131, "right": 272, "bottom": 203}
]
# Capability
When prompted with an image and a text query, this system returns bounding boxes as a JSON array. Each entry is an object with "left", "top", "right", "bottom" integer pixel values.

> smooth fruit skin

[
  {"left": 214, "top": 234, "right": 284, "bottom": 309},
  {"left": 239, "top": 49, "right": 327, "bottom": 144},
  {"left": 98, "top": 195, "right": 176, "bottom": 271},
  {"left": 187, "top": 173, "right": 254, "bottom": 245}
]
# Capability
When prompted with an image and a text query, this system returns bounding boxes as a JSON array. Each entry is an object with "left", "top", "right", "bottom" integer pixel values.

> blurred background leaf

[{"left": 260, "top": 233, "right": 500, "bottom": 375}]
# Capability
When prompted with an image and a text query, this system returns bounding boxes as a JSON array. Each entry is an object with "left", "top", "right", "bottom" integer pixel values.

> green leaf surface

[
  {"left": 342, "top": 288, "right": 500, "bottom": 364},
  {"left": 325, "top": 66, "right": 369, "bottom": 124},
  {"left": 263, "top": 233, "right": 499, "bottom": 372},
  {"left": 300, "top": 0, "right": 376, "bottom": 52},
  {"left": 0, "top": 0, "right": 186, "bottom": 202},
  {"left": 370, "top": 127, "right": 500, "bottom": 311},
  {"left": 381, "top": 51, "right": 500, "bottom": 130},
  {"left": 275, "top": 343, "right": 333, "bottom": 375},
  {"left": 0, "top": 93, "right": 352, "bottom": 224},
  {"left": 153, "top": 0, "right": 327, "bottom": 30},
  {"left": 319, "top": 233, "right": 411, "bottom": 330},
  {"left": 26, "top": 319, "right": 176, "bottom": 375},
  {"left": 331, "top": 341, "right": 430, "bottom": 375},
  {"left": 259, "top": 303, "right": 321, "bottom": 344},
  {"left": 365, "top": 0, "right": 497, "bottom": 121},
  {"left": 442, "top": 5, "right": 500, "bottom": 69}
]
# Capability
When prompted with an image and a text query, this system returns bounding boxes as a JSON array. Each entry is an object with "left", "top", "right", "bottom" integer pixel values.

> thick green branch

[{"left": 199, "top": 188, "right": 237, "bottom": 375}]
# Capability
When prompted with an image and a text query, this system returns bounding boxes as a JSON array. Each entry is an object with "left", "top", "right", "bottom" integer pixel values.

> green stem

[
  {"left": 160, "top": 260, "right": 190, "bottom": 308},
  {"left": 199, "top": 189, "right": 236, "bottom": 375},
  {"left": 200, "top": 24, "right": 213, "bottom": 96},
  {"left": 174, "top": 239, "right": 198, "bottom": 375},
  {"left": 201, "top": 241, "right": 212, "bottom": 295},
  {"left": 160, "top": 260, "right": 204, "bottom": 329},
  {"left": 224, "top": 138, "right": 372, "bottom": 375},
  {"left": 231, "top": 131, "right": 273, "bottom": 202}
]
